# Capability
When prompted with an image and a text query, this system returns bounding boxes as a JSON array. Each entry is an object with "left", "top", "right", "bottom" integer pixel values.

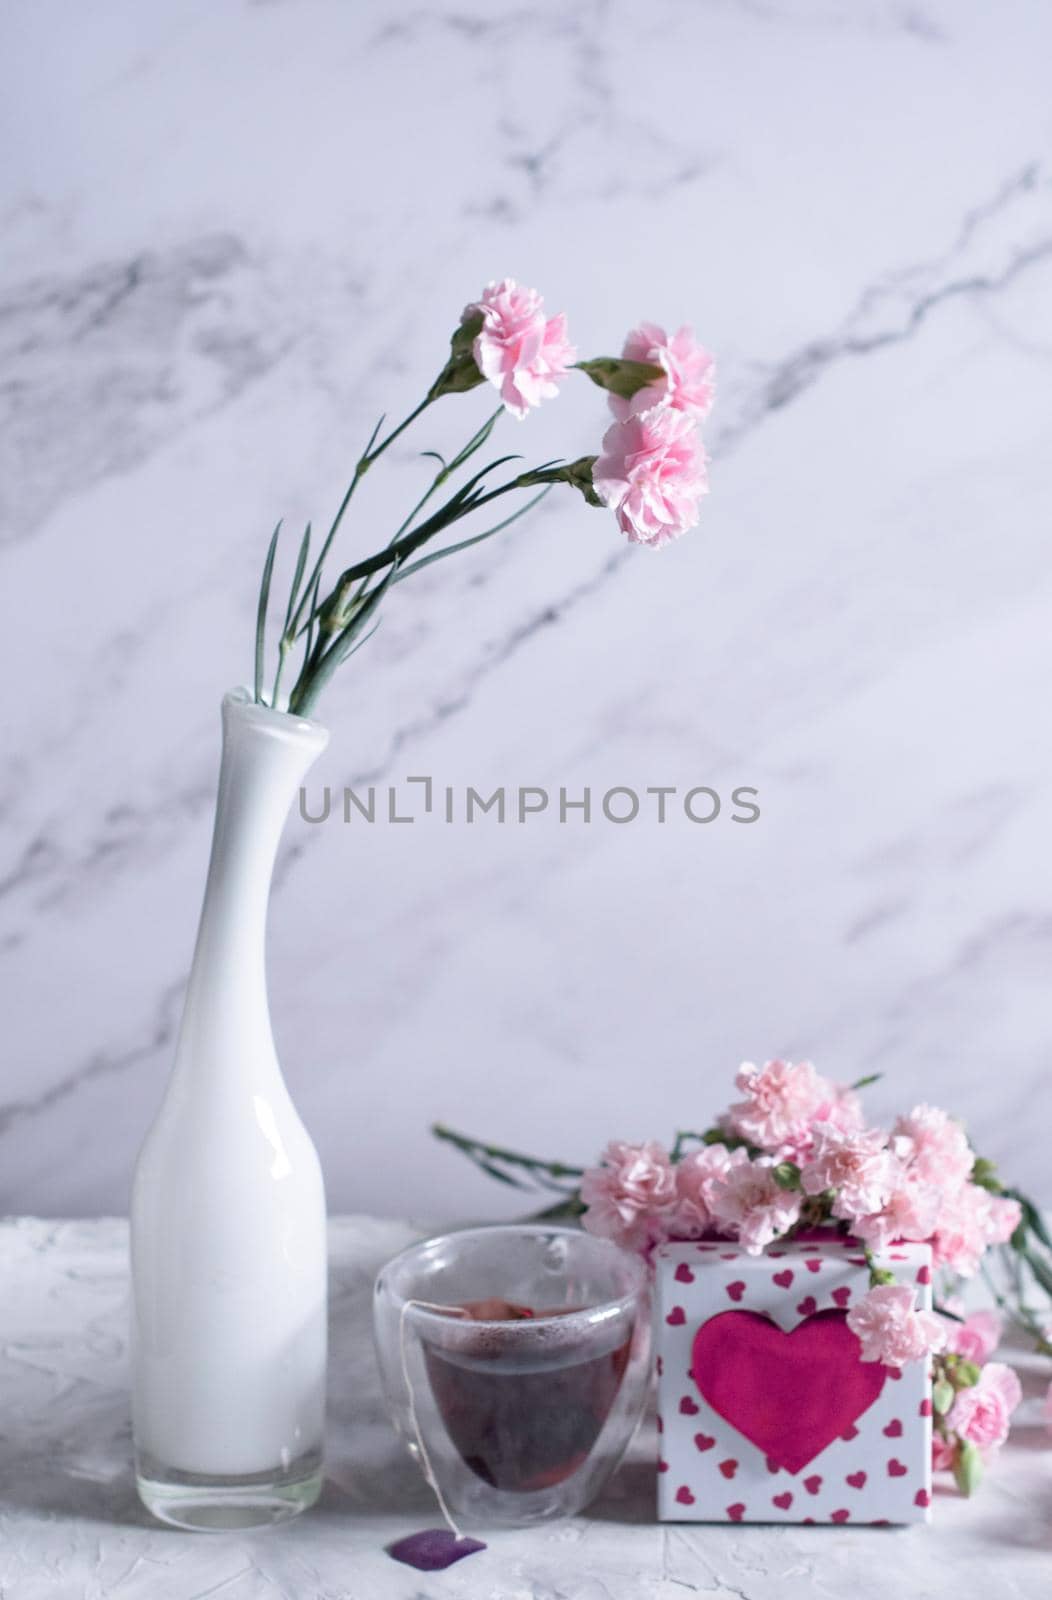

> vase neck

[{"left": 173, "top": 691, "right": 328, "bottom": 1091}]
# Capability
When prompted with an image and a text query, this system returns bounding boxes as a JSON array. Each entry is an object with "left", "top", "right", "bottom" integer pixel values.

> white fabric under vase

[{"left": 131, "top": 688, "right": 329, "bottom": 1531}]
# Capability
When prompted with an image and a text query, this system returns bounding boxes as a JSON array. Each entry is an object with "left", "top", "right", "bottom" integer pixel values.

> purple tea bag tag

[{"left": 387, "top": 1529, "right": 487, "bottom": 1571}]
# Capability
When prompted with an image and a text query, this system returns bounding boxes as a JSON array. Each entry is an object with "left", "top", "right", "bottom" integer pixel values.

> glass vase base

[{"left": 136, "top": 1450, "right": 323, "bottom": 1531}]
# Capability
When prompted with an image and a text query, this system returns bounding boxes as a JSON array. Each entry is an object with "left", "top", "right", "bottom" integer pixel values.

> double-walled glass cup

[{"left": 373, "top": 1225, "right": 651, "bottom": 1528}]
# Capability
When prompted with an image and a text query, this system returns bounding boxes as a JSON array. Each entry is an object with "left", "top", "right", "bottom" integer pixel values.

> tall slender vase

[{"left": 131, "top": 688, "right": 329, "bottom": 1530}]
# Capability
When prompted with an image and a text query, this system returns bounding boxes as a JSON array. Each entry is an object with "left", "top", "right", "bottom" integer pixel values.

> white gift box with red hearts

[{"left": 655, "top": 1233, "right": 933, "bottom": 1525}]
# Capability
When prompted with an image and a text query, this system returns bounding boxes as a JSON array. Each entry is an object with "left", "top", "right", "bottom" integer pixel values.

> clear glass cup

[{"left": 373, "top": 1225, "right": 651, "bottom": 1528}]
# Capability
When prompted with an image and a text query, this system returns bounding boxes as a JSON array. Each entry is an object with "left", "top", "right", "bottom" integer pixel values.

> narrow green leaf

[
  {"left": 302, "top": 569, "right": 322, "bottom": 657},
  {"left": 851, "top": 1073, "right": 882, "bottom": 1089},
  {"left": 474, "top": 1158, "right": 533, "bottom": 1191},
  {"left": 447, "top": 407, "right": 502, "bottom": 472},
  {"left": 254, "top": 521, "right": 282, "bottom": 703},
  {"left": 283, "top": 522, "right": 312, "bottom": 634},
  {"left": 1006, "top": 1188, "right": 1052, "bottom": 1253},
  {"left": 1022, "top": 1244, "right": 1052, "bottom": 1299},
  {"left": 392, "top": 488, "right": 552, "bottom": 583}
]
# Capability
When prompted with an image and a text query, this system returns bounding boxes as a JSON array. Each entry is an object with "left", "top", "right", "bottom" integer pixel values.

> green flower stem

[
  {"left": 346, "top": 408, "right": 505, "bottom": 613},
  {"left": 286, "top": 469, "right": 545, "bottom": 715},
  {"left": 286, "top": 399, "right": 435, "bottom": 647},
  {"left": 432, "top": 1122, "right": 585, "bottom": 1193}
]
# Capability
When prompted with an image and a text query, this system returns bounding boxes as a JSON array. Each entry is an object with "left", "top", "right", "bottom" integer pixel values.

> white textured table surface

[{"left": 2, "top": 1217, "right": 1050, "bottom": 1600}]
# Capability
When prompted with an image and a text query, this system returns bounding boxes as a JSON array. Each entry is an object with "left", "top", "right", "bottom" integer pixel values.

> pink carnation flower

[
  {"left": 593, "top": 404, "right": 707, "bottom": 548},
  {"left": 579, "top": 1139, "right": 676, "bottom": 1251},
  {"left": 671, "top": 1143, "right": 750, "bottom": 1238},
  {"left": 724, "top": 1058, "right": 828, "bottom": 1153},
  {"left": 846, "top": 1284, "right": 946, "bottom": 1368},
  {"left": 893, "top": 1104, "right": 974, "bottom": 1191},
  {"left": 707, "top": 1158, "right": 802, "bottom": 1255},
  {"left": 931, "top": 1434, "right": 956, "bottom": 1472},
  {"left": 931, "top": 1184, "right": 1019, "bottom": 1278},
  {"left": 851, "top": 1162, "right": 941, "bottom": 1253},
  {"left": 947, "top": 1362, "right": 1021, "bottom": 1457},
  {"left": 986, "top": 1193, "right": 1022, "bottom": 1243},
  {"left": 464, "top": 278, "right": 576, "bottom": 419},
  {"left": 800, "top": 1122, "right": 896, "bottom": 1221},
  {"left": 610, "top": 322, "right": 715, "bottom": 421},
  {"left": 945, "top": 1309, "right": 1003, "bottom": 1364}
]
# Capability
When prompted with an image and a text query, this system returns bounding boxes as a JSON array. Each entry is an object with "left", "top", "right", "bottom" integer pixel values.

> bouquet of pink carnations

[
  {"left": 436, "top": 1059, "right": 1052, "bottom": 1497},
  {"left": 251, "top": 280, "right": 714, "bottom": 718}
]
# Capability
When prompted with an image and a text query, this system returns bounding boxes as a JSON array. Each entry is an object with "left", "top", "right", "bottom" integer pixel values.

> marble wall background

[{"left": 2, "top": 0, "right": 1050, "bottom": 1218}]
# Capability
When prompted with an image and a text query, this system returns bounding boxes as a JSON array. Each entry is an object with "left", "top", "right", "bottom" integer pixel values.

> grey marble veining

[
  {"left": 1, "top": 1, "right": 1052, "bottom": 1220},
  {"left": 1, "top": 1217, "right": 1049, "bottom": 1600}
]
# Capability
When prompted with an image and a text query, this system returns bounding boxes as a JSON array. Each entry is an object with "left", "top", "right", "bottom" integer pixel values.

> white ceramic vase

[{"left": 130, "top": 688, "right": 329, "bottom": 1530}]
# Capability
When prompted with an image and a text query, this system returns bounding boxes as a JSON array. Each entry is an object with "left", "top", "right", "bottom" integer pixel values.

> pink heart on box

[{"left": 690, "top": 1309, "right": 887, "bottom": 1474}]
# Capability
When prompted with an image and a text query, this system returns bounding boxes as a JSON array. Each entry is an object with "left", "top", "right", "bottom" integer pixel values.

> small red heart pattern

[{"left": 655, "top": 1237, "right": 933, "bottom": 1523}]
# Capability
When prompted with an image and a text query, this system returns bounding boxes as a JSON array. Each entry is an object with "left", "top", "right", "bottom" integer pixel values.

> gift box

[{"left": 655, "top": 1234, "right": 933, "bottom": 1524}]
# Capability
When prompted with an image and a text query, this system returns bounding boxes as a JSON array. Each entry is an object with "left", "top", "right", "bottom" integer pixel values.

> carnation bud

[
  {"left": 952, "top": 1439, "right": 984, "bottom": 1497},
  {"left": 772, "top": 1162, "right": 802, "bottom": 1191},
  {"left": 952, "top": 1360, "right": 981, "bottom": 1389},
  {"left": 933, "top": 1380, "right": 955, "bottom": 1415},
  {"left": 575, "top": 356, "right": 665, "bottom": 400},
  {"left": 520, "top": 457, "right": 602, "bottom": 507},
  {"left": 970, "top": 1156, "right": 1001, "bottom": 1193},
  {"left": 429, "top": 312, "right": 488, "bottom": 400}
]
